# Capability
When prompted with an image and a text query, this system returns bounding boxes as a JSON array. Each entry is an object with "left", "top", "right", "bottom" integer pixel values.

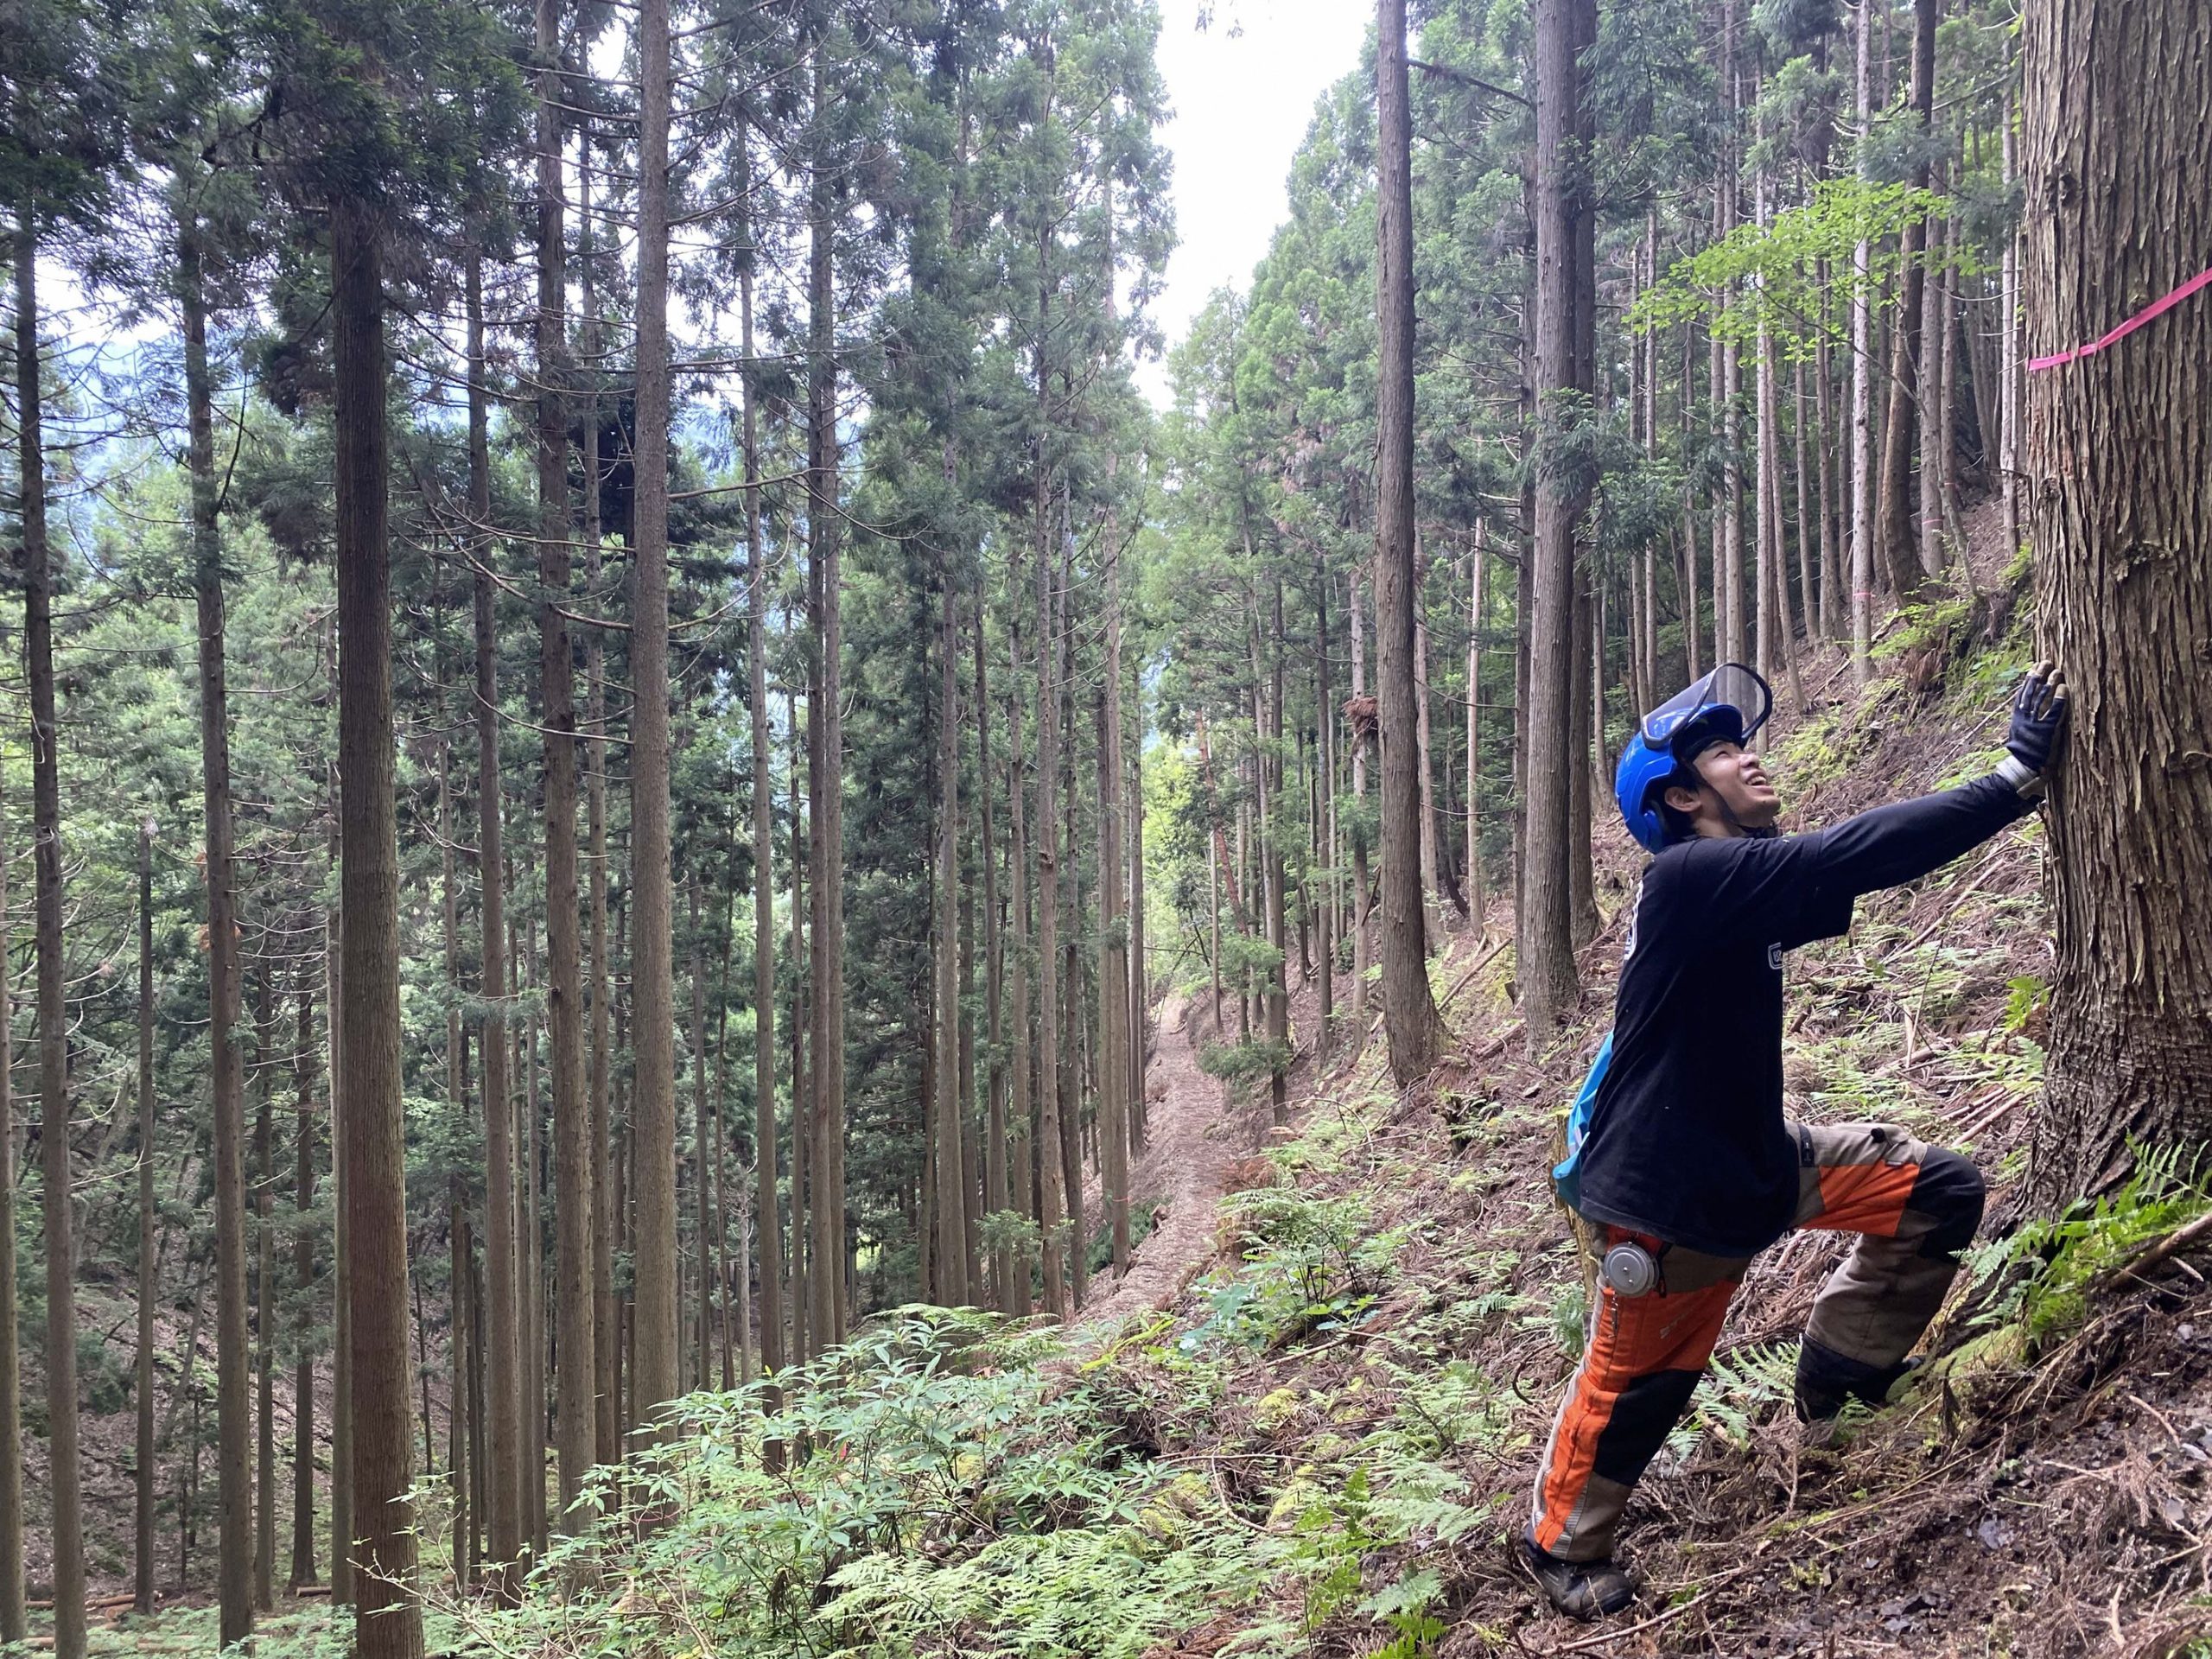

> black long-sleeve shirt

[{"left": 1573, "top": 773, "right": 2032, "bottom": 1256}]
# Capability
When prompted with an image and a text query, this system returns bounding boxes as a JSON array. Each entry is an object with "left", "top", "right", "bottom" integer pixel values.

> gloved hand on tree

[{"left": 1995, "top": 660, "right": 2070, "bottom": 797}]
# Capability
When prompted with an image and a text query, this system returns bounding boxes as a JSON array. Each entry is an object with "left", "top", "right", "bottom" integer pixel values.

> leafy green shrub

[
  {"left": 1873, "top": 587, "right": 1974, "bottom": 665},
  {"left": 452, "top": 1309, "right": 1289, "bottom": 1659},
  {"left": 1964, "top": 1143, "right": 2212, "bottom": 1348},
  {"left": 1086, "top": 1194, "right": 1164, "bottom": 1274},
  {"left": 1688, "top": 1342, "right": 1802, "bottom": 1451},
  {"left": 1217, "top": 929, "right": 1284, "bottom": 983},
  {"left": 2002, "top": 975, "right": 2048, "bottom": 1033},
  {"left": 1198, "top": 1036, "right": 1294, "bottom": 1084}
]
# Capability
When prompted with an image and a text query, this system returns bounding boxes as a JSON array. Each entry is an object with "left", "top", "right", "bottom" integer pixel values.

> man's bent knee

[{"left": 1906, "top": 1147, "right": 1985, "bottom": 1260}]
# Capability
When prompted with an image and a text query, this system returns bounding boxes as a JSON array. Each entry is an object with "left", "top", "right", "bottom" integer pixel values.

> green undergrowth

[
  {"left": 116, "top": 617, "right": 2187, "bottom": 1658},
  {"left": 1961, "top": 1144, "right": 2212, "bottom": 1354},
  {"left": 427, "top": 1062, "right": 1541, "bottom": 1659},
  {"left": 54, "top": 1599, "right": 460, "bottom": 1658}
]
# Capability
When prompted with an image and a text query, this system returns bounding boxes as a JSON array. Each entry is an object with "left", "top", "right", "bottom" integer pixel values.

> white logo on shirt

[{"left": 1766, "top": 942, "right": 1783, "bottom": 971}]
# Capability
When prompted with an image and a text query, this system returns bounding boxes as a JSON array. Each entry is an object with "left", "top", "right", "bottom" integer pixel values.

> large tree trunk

[
  {"left": 1058, "top": 601, "right": 1086, "bottom": 1312},
  {"left": 176, "top": 215, "right": 256, "bottom": 1654},
  {"left": 805, "top": 49, "right": 849, "bottom": 1354},
  {"left": 934, "top": 576, "right": 971, "bottom": 1303},
  {"left": 535, "top": 0, "right": 596, "bottom": 1534},
  {"left": 1875, "top": 0, "right": 1936, "bottom": 598},
  {"left": 1999, "top": 86, "right": 2023, "bottom": 562},
  {"left": 331, "top": 189, "right": 425, "bottom": 1659},
  {"left": 325, "top": 741, "right": 350, "bottom": 1606},
  {"left": 254, "top": 987, "right": 276, "bottom": 1611},
  {"left": 0, "top": 745, "right": 17, "bottom": 1646},
  {"left": 739, "top": 109, "right": 785, "bottom": 1419},
  {"left": 1520, "top": 0, "right": 1593, "bottom": 1044},
  {"left": 289, "top": 988, "right": 318, "bottom": 1587},
  {"left": 1796, "top": 358, "right": 1831, "bottom": 641},
  {"left": 1349, "top": 570, "right": 1370, "bottom": 1040},
  {"left": 1374, "top": 0, "right": 1446, "bottom": 1081},
  {"left": 1757, "top": 239, "right": 1805, "bottom": 713},
  {"left": 442, "top": 745, "right": 468, "bottom": 1593},
  {"left": 519, "top": 925, "right": 548, "bottom": 1558},
  {"left": 1414, "top": 576, "right": 1446, "bottom": 938},
  {"left": 1754, "top": 176, "right": 1777, "bottom": 681},
  {"left": 578, "top": 137, "right": 620, "bottom": 1474},
  {"left": 1100, "top": 553, "right": 1133, "bottom": 1252},
  {"left": 1465, "top": 530, "right": 1485, "bottom": 931},
  {"left": 1315, "top": 569, "right": 1337, "bottom": 1047},
  {"left": 690, "top": 886, "right": 715, "bottom": 1383},
  {"left": 1006, "top": 627, "right": 1037, "bottom": 1318},
  {"left": 2022, "top": 0, "right": 2212, "bottom": 1207},
  {"left": 1848, "top": 0, "right": 1876, "bottom": 683},
  {"left": 136, "top": 823, "right": 156, "bottom": 1612},
  {"left": 1264, "top": 581, "right": 1290, "bottom": 1117},
  {"left": 630, "top": 0, "right": 681, "bottom": 1439},
  {"left": 466, "top": 248, "right": 523, "bottom": 1599},
  {"left": 957, "top": 845, "right": 982, "bottom": 1291},
  {"left": 447, "top": 1171, "right": 470, "bottom": 1588},
  {"left": 1128, "top": 713, "right": 1147, "bottom": 1148},
  {"left": 29, "top": 490, "right": 84, "bottom": 1659},
  {"left": 1569, "top": 578, "right": 1598, "bottom": 945},
  {"left": 976, "top": 624, "right": 1009, "bottom": 1307},
  {"left": 786, "top": 695, "right": 810, "bottom": 1363},
  {"left": 1033, "top": 514, "right": 1072, "bottom": 1318},
  {"left": 1919, "top": 194, "right": 1950, "bottom": 576},
  {"left": 1714, "top": 10, "right": 1745, "bottom": 665},
  {"left": 712, "top": 937, "right": 735, "bottom": 1389}
]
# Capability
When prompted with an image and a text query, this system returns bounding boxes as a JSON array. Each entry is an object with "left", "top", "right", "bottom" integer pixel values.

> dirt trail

[{"left": 1071, "top": 991, "right": 1263, "bottom": 1340}]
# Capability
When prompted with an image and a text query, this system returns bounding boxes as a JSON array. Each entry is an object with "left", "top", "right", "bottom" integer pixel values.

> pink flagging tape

[{"left": 2029, "top": 263, "right": 2212, "bottom": 372}]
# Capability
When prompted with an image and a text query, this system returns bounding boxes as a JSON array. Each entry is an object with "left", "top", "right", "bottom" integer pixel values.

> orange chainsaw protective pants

[{"left": 1529, "top": 1121, "right": 1984, "bottom": 1562}]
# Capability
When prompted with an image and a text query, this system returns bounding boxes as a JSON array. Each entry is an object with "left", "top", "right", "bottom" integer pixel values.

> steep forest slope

[
  {"left": 385, "top": 541, "right": 2204, "bottom": 1659},
  {"left": 73, "top": 534, "right": 2212, "bottom": 1659},
  {"left": 1038, "top": 542, "right": 2212, "bottom": 1658}
]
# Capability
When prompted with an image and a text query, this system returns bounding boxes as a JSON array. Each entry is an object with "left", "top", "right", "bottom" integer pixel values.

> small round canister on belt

[{"left": 1599, "top": 1240, "right": 1659, "bottom": 1299}]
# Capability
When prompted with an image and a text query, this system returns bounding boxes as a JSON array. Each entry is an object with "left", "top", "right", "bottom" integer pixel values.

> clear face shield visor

[{"left": 1637, "top": 664, "right": 1773, "bottom": 758}]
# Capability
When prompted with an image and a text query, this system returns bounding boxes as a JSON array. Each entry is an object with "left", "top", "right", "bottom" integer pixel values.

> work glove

[{"left": 1994, "top": 661, "right": 2069, "bottom": 797}]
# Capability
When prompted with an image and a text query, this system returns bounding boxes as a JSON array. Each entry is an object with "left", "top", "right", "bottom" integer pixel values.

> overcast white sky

[{"left": 1137, "top": 0, "right": 1370, "bottom": 404}]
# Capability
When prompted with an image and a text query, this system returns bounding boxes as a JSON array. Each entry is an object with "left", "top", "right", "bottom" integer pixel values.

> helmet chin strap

[{"left": 1698, "top": 782, "right": 1779, "bottom": 841}]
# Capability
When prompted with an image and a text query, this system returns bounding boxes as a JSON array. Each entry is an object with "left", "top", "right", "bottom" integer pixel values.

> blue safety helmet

[{"left": 1614, "top": 664, "right": 1774, "bottom": 853}]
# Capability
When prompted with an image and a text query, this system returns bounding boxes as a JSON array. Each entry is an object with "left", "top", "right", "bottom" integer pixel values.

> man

[{"left": 1524, "top": 660, "right": 2071, "bottom": 1620}]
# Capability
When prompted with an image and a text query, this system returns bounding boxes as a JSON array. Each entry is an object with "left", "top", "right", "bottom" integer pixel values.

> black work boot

[
  {"left": 1795, "top": 1336, "right": 1922, "bottom": 1425},
  {"left": 1521, "top": 1535, "right": 1642, "bottom": 1621}
]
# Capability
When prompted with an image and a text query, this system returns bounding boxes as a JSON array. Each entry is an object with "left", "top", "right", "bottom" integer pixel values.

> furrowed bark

[
  {"left": 803, "top": 47, "right": 849, "bottom": 1355},
  {"left": 2022, "top": 0, "right": 2212, "bottom": 1209},
  {"left": 740, "top": 103, "right": 785, "bottom": 1419},
  {"left": 1519, "top": 0, "right": 1594, "bottom": 1045},
  {"left": 580, "top": 133, "right": 620, "bottom": 1473},
  {"left": 1006, "top": 621, "right": 1037, "bottom": 1318},
  {"left": 934, "top": 574, "right": 970, "bottom": 1302},
  {"left": 1875, "top": 0, "right": 1936, "bottom": 598},
  {"left": 332, "top": 186, "right": 425, "bottom": 1659},
  {"left": 631, "top": 0, "right": 681, "bottom": 1440},
  {"left": 1374, "top": 0, "right": 1446, "bottom": 1079},
  {"left": 536, "top": 0, "right": 597, "bottom": 1533},
  {"left": 179, "top": 210, "right": 255, "bottom": 1654}
]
